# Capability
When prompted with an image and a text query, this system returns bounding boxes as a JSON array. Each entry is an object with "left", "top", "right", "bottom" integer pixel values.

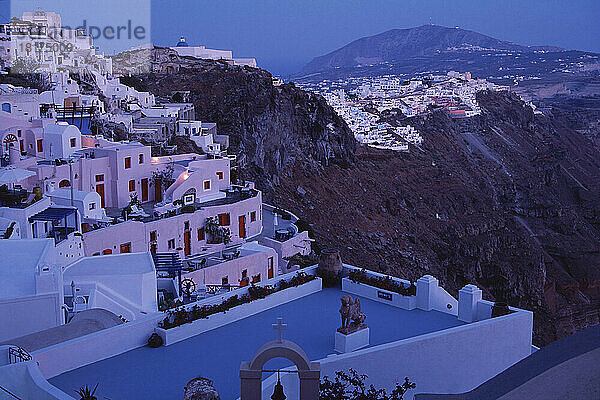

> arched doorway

[
  {"left": 3, "top": 133, "right": 17, "bottom": 154},
  {"left": 240, "top": 318, "right": 320, "bottom": 399}
]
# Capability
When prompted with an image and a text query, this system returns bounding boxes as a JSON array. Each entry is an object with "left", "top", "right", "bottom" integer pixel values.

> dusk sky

[
  {"left": 149, "top": 0, "right": 600, "bottom": 75},
  {"left": 2, "top": 0, "right": 600, "bottom": 75}
]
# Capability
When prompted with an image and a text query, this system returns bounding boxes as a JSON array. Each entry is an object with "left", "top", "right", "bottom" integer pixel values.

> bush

[
  {"left": 348, "top": 269, "right": 416, "bottom": 296},
  {"left": 320, "top": 369, "right": 415, "bottom": 400},
  {"left": 160, "top": 272, "right": 316, "bottom": 329},
  {"left": 147, "top": 333, "right": 163, "bottom": 348}
]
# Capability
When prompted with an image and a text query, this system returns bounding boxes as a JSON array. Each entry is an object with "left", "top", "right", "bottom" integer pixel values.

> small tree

[
  {"left": 205, "top": 217, "right": 231, "bottom": 245},
  {"left": 320, "top": 369, "right": 415, "bottom": 400}
]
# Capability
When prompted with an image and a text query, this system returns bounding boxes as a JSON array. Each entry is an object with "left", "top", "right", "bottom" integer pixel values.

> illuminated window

[
  {"left": 250, "top": 211, "right": 256, "bottom": 222},
  {"left": 95, "top": 174, "right": 104, "bottom": 182},
  {"left": 124, "top": 157, "right": 131, "bottom": 169},
  {"left": 70, "top": 138, "right": 76, "bottom": 148},
  {"left": 129, "top": 180, "right": 135, "bottom": 192},
  {"left": 120, "top": 242, "right": 131, "bottom": 253},
  {"left": 138, "top": 154, "right": 144, "bottom": 164},
  {"left": 203, "top": 180, "right": 211, "bottom": 190},
  {"left": 216, "top": 171, "right": 224, "bottom": 180},
  {"left": 197, "top": 228, "right": 205, "bottom": 241}
]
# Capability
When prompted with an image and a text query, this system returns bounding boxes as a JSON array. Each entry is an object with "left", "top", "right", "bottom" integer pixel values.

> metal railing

[
  {"left": 8, "top": 346, "right": 32, "bottom": 364},
  {"left": 205, "top": 284, "right": 242, "bottom": 295}
]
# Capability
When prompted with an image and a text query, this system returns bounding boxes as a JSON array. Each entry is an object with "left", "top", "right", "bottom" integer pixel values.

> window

[
  {"left": 216, "top": 171, "right": 224, "bottom": 180},
  {"left": 168, "top": 239, "right": 175, "bottom": 249},
  {"left": 120, "top": 242, "right": 131, "bottom": 253},
  {"left": 218, "top": 213, "right": 230, "bottom": 226},
  {"left": 138, "top": 154, "right": 144, "bottom": 164},
  {"left": 59, "top": 179, "right": 71, "bottom": 188},
  {"left": 242, "top": 269, "right": 248, "bottom": 279},
  {"left": 17, "top": 130, "right": 21, "bottom": 137},
  {"left": 70, "top": 138, "right": 76, "bottom": 148},
  {"left": 128, "top": 180, "right": 135, "bottom": 192},
  {"left": 203, "top": 180, "right": 211, "bottom": 190},
  {"left": 88, "top": 202, "right": 96, "bottom": 210},
  {"left": 124, "top": 157, "right": 131, "bottom": 169},
  {"left": 37, "top": 139, "right": 43, "bottom": 153},
  {"left": 252, "top": 274, "right": 261, "bottom": 284},
  {"left": 95, "top": 174, "right": 104, "bottom": 182},
  {"left": 150, "top": 231, "right": 157, "bottom": 242},
  {"left": 250, "top": 211, "right": 256, "bottom": 222},
  {"left": 221, "top": 276, "right": 228, "bottom": 286},
  {"left": 184, "top": 221, "right": 190, "bottom": 231},
  {"left": 197, "top": 228, "right": 205, "bottom": 241},
  {"left": 268, "top": 257, "right": 274, "bottom": 279}
]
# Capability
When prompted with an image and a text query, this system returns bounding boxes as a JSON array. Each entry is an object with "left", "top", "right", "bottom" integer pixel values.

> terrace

[
  {"left": 48, "top": 287, "right": 465, "bottom": 400},
  {"left": 29, "top": 207, "right": 78, "bottom": 244},
  {"left": 0, "top": 187, "right": 42, "bottom": 209},
  {"left": 94, "top": 186, "right": 260, "bottom": 230}
]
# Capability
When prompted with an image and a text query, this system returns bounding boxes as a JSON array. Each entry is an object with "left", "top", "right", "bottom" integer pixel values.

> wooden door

[
  {"left": 184, "top": 231, "right": 191, "bottom": 256},
  {"left": 141, "top": 178, "right": 149, "bottom": 202},
  {"left": 154, "top": 179, "right": 162, "bottom": 202},
  {"left": 96, "top": 183, "right": 105, "bottom": 208},
  {"left": 238, "top": 215, "right": 246, "bottom": 239},
  {"left": 268, "top": 257, "right": 274, "bottom": 279}
]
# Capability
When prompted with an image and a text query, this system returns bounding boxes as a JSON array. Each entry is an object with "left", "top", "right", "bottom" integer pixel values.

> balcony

[{"left": 0, "top": 187, "right": 42, "bottom": 209}]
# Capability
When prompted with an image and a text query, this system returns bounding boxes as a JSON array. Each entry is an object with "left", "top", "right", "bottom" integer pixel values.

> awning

[{"left": 29, "top": 207, "right": 77, "bottom": 222}]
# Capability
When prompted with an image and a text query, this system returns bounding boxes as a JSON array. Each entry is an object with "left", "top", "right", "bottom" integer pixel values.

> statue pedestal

[{"left": 335, "top": 327, "right": 369, "bottom": 353}]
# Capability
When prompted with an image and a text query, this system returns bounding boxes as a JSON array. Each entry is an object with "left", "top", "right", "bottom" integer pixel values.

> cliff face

[
  {"left": 121, "top": 48, "right": 356, "bottom": 190},
  {"left": 121, "top": 51, "right": 600, "bottom": 345}
]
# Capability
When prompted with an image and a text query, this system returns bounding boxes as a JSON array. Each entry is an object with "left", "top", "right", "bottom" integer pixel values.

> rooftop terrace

[{"left": 49, "top": 287, "right": 464, "bottom": 400}]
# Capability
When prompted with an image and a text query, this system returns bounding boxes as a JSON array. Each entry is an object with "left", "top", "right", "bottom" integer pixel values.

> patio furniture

[
  {"left": 73, "top": 295, "right": 88, "bottom": 313},
  {"left": 275, "top": 229, "right": 293, "bottom": 241},
  {"left": 129, "top": 205, "right": 150, "bottom": 218}
]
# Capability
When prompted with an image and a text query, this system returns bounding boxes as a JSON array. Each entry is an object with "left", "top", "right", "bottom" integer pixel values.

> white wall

[
  {"left": 0, "top": 293, "right": 63, "bottom": 342},
  {"left": 32, "top": 314, "right": 164, "bottom": 378},
  {"left": 0, "top": 359, "right": 75, "bottom": 400},
  {"left": 262, "top": 309, "right": 533, "bottom": 399}
]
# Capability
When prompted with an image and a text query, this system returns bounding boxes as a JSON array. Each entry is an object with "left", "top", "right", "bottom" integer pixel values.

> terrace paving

[{"left": 49, "top": 288, "right": 464, "bottom": 400}]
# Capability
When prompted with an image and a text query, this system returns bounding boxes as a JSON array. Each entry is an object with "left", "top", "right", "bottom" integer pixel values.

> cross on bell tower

[{"left": 272, "top": 317, "right": 287, "bottom": 343}]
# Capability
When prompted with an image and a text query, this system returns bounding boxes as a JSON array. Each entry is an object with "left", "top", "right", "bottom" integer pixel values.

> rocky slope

[
  {"left": 120, "top": 50, "right": 600, "bottom": 345},
  {"left": 271, "top": 91, "right": 600, "bottom": 345},
  {"left": 120, "top": 48, "right": 355, "bottom": 190}
]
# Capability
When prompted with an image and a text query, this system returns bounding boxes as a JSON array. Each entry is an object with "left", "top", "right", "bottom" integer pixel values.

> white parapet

[
  {"left": 458, "top": 284, "right": 483, "bottom": 322},
  {"left": 416, "top": 275, "right": 439, "bottom": 311},
  {"left": 335, "top": 328, "right": 370, "bottom": 353},
  {"left": 341, "top": 277, "right": 416, "bottom": 310}
]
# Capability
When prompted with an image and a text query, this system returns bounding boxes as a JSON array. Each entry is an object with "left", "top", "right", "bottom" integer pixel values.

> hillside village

[{"left": 298, "top": 71, "right": 513, "bottom": 151}]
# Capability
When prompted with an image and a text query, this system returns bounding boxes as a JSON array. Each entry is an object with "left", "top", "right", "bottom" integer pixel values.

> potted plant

[{"left": 75, "top": 384, "right": 99, "bottom": 400}]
